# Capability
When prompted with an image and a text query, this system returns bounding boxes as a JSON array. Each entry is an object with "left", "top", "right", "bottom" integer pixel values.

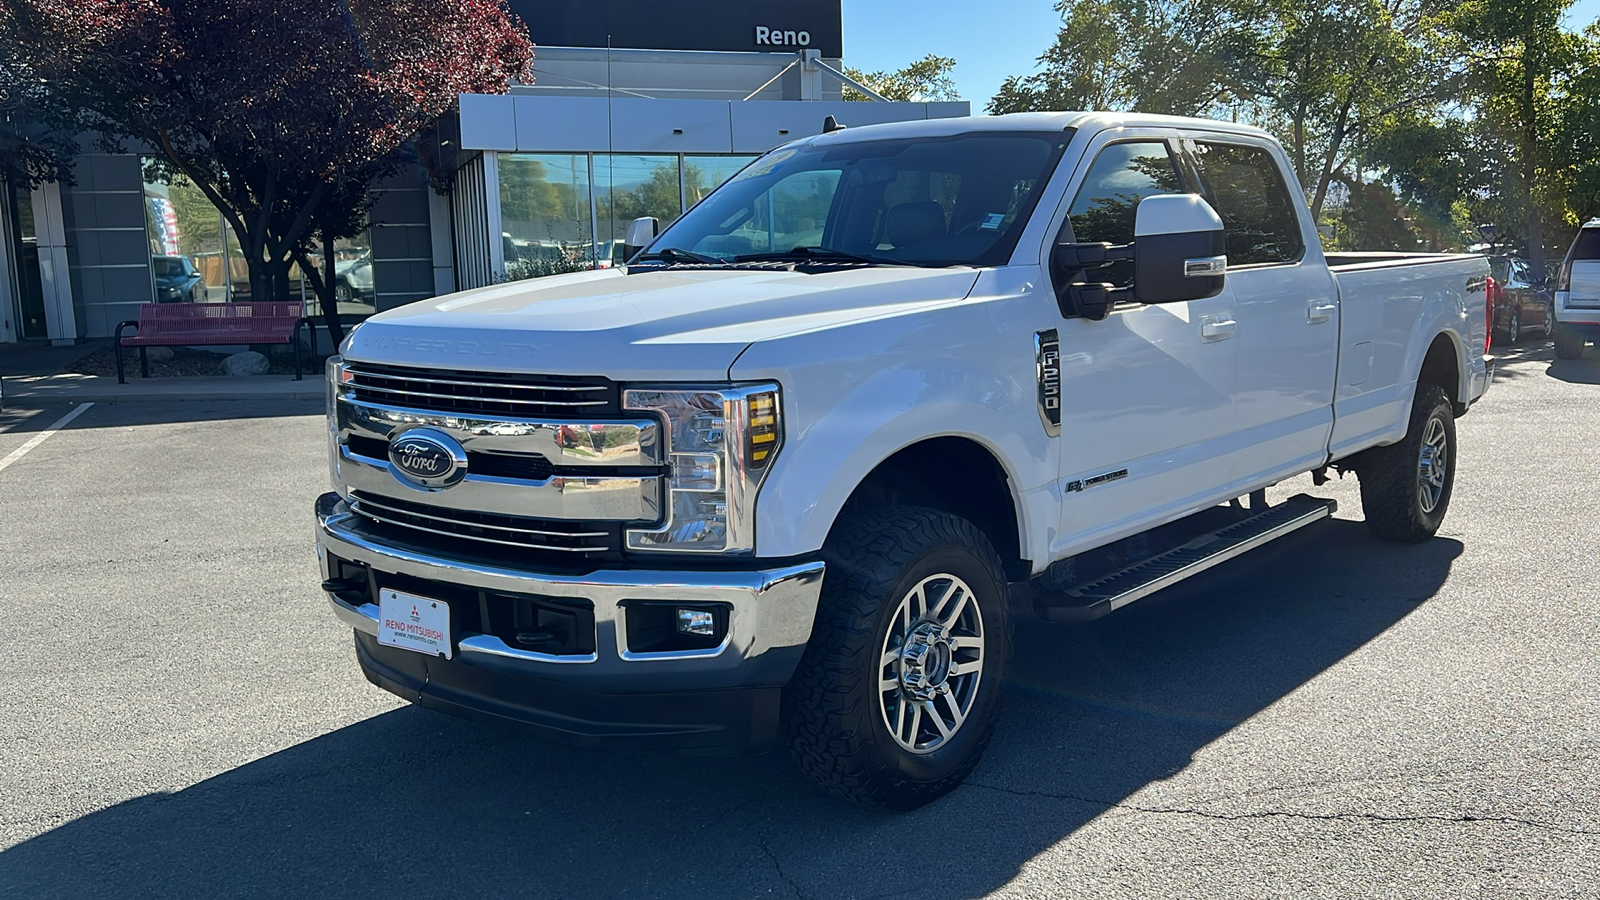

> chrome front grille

[
  {"left": 349, "top": 491, "right": 617, "bottom": 554},
  {"left": 344, "top": 363, "right": 618, "bottom": 418},
  {"left": 346, "top": 434, "right": 557, "bottom": 481}
]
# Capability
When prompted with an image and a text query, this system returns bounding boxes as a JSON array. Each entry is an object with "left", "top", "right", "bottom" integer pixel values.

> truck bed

[{"left": 1325, "top": 251, "right": 1489, "bottom": 461}]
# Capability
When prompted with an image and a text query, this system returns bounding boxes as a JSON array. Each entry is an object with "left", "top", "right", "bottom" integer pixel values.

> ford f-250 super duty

[{"left": 315, "top": 112, "right": 1492, "bottom": 808}]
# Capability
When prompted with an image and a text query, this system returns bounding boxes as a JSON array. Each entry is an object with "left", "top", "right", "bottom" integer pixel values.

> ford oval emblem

[{"left": 388, "top": 428, "right": 467, "bottom": 489}]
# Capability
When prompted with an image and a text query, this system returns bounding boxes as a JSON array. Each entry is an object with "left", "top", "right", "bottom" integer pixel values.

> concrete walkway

[
  {"left": 2, "top": 339, "right": 324, "bottom": 406},
  {"left": 1, "top": 371, "right": 323, "bottom": 405}
]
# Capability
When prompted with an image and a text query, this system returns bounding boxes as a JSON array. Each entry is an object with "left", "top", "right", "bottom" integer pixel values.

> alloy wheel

[
  {"left": 1417, "top": 415, "right": 1449, "bottom": 514},
  {"left": 877, "top": 573, "right": 985, "bottom": 754}
]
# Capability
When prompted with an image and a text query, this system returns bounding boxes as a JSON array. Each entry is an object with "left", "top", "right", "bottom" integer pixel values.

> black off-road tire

[
  {"left": 1554, "top": 323, "right": 1585, "bottom": 359},
  {"left": 1355, "top": 384, "right": 1456, "bottom": 543},
  {"left": 782, "top": 507, "right": 1013, "bottom": 809}
]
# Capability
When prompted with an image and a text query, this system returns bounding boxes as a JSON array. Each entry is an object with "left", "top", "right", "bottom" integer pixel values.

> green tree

[
  {"left": 4, "top": 0, "right": 533, "bottom": 344},
  {"left": 844, "top": 54, "right": 959, "bottom": 102},
  {"left": 987, "top": 0, "right": 1237, "bottom": 116},
  {"left": 1447, "top": 0, "right": 1576, "bottom": 276},
  {"left": 0, "top": 6, "right": 72, "bottom": 187},
  {"left": 1222, "top": 0, "right": 1461, "bottom": 220},
  {"left": 1562, "top": 25, "right": 1600, "bottom": 222},
  {"left": 989, "top": 0, "right": 1464, "bottom": 228}
]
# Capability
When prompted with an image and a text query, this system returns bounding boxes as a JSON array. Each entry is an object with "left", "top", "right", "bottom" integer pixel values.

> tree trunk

[
  {"left": 1521, "top": 45, "right": 1545, "bottom": 280},
  {"left": 1293, "top": 101, "right": 1307, "bottom": 190},
  {"left": 1310, "top": 95, "right": 1355, "bottom": 222},
  {"left": 268, "top": 258, "right": 294, "bottom": 303},
  {"left": 320, "top": 232, "right": 345, "bottom": 348}
]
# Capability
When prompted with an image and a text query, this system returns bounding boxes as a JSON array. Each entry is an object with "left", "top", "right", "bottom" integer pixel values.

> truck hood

[{"left": 342, "top": 266, "right": 982, "bottom": 381}]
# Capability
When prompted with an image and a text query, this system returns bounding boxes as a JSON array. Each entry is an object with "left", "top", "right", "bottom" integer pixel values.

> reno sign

[{"left": 755, "top": 26, "right": 812, "bottom": 48}]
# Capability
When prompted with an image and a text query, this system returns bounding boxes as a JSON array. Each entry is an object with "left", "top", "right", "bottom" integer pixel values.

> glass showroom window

[
  {"left": 309, "top": 232, "right": 376, "bottom": 319},
  {"left": 684, "top": 155, "right": 757, "bottom": 209},
  {"left": 596, "top": 155, "right": 682, "bottom": 268},
  {"left": 142, "top": 167, "right": 244, "bottom": 302},
  {"left": 142, "top": 164, "right": 373, "bottom": 318},
  {"left": 500, "top": 153, "right": 594, "bottom": 280}
]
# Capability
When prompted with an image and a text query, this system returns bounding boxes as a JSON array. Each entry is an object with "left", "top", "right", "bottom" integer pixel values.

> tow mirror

[
  {"left": 1051, "top": 194, "right": 1226, "bottom": 320},
  {"left": 623, "top": 217, "right": 659, "bottom": 263},
  {"left": 1131, "top": 194, "right": 1227, "bottom": 304}
]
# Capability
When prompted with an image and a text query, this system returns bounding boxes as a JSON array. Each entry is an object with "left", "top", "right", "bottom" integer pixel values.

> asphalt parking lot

[{"left": 1, "top": 341, "right": 1597, "bottom": 899}]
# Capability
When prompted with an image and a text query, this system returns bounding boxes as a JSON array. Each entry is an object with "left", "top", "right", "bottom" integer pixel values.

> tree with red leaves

[{"left": 0, "top": 0, "right": 533, "bottom": 343}]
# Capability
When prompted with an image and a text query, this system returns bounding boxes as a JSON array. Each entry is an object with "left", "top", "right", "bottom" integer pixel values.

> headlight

[
  {"left": 623, "top": 384, "right": 783, "bottom": 553},
  {"left": 325, "top": 355, "right": 346, "bottom": 418},
  {"left": 326, "top": 356, "right": 350, "bottom": 499}
]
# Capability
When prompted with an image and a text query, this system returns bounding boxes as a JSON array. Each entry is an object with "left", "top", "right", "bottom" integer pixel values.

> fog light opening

[
  {"left": 676, "top": 608, "right": 716, "bottom": 636},
  {"left": 622, "top": 600, "right": 730, "bottom": 654}
]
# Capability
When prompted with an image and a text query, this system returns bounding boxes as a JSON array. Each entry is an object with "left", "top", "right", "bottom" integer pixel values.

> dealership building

[{"left": 0, "top": 0, "right": 968, "bottom": 347}]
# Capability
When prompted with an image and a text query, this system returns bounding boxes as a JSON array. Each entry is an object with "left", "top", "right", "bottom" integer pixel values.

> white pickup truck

[{"left": 316, "top": 112, "right": 1492, "bottom": 808}]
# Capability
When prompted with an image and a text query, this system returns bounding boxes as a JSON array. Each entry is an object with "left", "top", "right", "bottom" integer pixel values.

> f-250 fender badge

[
  {"left": 1065, "top": 469, "right": 1128, "bottom": 493},
  {"left": 1036, "top": 329, "right": 1061, "bottom": 436}
]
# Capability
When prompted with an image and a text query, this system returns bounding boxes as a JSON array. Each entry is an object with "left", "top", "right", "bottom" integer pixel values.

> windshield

[
  {"left": 152, "top": 257, "right": 190, "bottom": 278},
  {"left": 645, "top": 131, "right": 1070, "bottom": 269}
]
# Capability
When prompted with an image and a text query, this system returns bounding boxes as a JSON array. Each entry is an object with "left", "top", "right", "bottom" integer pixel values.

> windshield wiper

[
  {"left": 732, "top": 246, "right": 917, "bottom": 267},
  {"left": 633, "top": 247, "right": 724, "bottom": 265}
]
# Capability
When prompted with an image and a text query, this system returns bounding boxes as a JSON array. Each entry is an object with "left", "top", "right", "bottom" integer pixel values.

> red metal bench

[{"left": 114, "top": 302, "right": 316, "bottom": 384}]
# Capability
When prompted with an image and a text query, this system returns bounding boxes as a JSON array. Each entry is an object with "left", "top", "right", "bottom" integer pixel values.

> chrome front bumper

[{"left": 315, "top": 494, "right": 824, "bottom": 692}]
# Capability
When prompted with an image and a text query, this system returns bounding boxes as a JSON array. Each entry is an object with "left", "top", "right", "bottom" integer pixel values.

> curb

[
  {"left": 5, "top": 390, "right": 327, "bottom": 404},
  {"left": 1, "top": 376, "right": 324, "bottom": 406}
]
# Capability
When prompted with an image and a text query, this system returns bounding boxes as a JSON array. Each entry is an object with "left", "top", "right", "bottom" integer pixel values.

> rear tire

[
  {"left": 783, "top": 507, "right": 1012, "bottom": 809},
  {"left": 1503, "top": 308, "right": 1521, "bottom": 344},
  {"left": 1355, "top": 384, "right": 1455, "bottom": 543},
  {"left": 1554, "top": 323, "right": 1585, "bottom": 359}
]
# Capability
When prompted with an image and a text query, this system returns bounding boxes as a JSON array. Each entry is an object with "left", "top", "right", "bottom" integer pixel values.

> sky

[{"left": 843, "top": 0, "right": 1600, "bottom": 110}]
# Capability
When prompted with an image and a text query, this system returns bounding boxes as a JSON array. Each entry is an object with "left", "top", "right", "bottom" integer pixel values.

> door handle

[
  {"left": 1200, "top": 317, "right": 1237, "bottom": 341},
  {"left": 1308, "top": 302, "right": 1337, "bottom": 324}
]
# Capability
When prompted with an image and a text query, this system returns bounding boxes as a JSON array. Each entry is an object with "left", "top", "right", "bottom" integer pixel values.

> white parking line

[{"left": 0, "top": 403, "right": 94, "bottom": 474}]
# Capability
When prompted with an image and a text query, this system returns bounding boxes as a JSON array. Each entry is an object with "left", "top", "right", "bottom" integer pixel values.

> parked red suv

[{"left": 1487, "top": 255, "right": 1555, "bottom": 345}]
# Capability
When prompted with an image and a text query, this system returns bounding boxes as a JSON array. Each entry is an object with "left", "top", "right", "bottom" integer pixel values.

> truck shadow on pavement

[{"left": 0, "top": 520, "right": 1461, "bottom": 900}]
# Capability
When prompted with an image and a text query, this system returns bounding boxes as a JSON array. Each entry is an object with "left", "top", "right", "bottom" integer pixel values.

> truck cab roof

[{"left": 805, "top": 111, "right": 1276, "bottom": 146}]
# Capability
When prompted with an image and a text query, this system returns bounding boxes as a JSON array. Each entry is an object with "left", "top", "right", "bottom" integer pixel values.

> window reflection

[
  {"left": 1192, "top": 142, "right": 1304, "bottom": 265},
  {"left": 496, "top": 153, "right": 759, "bottom": 277},
  {"left": 308, "top": 234, "right": 376, "bottom": 319},
  {"left": 596, "top": 155, "right": 681, "bottom": 268},
  {"left": 1066, "top": 142, "right": 1185, "bottom": 286},
  {"left": 499, "top": 153, "right": 594, "bottom": 281},
  {"left": 685, "top": 156, "right": 757, "bottom": 208},
  {"left": 6, "top": 183, "right": 47, "bottom": 337},
  {"left": 141, "top": 167, "right": 245, "bottom": 302}
]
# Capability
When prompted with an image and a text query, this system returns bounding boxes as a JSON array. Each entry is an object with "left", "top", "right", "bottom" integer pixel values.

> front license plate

[{"left": 378, "top": 589, "right": 452, "bottom": 659}]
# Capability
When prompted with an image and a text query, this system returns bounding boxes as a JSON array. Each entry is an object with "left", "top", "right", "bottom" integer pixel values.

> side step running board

[{"left": 1035, "top": 494, "right": 1337, "bottom": 623}]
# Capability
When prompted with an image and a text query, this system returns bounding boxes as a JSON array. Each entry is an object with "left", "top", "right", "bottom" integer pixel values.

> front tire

[
  {"left": 1355, "top": 384, "right": 1456, "bottom": 543},
  {"left": 783, "top": 507, "right": 1012, "bottom": 809}
]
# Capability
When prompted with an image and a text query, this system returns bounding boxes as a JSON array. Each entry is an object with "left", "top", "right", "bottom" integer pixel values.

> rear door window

[
  {"left": 1570, "top": 228, "right": 1600, "bottom": 261},
  {"left": 1191, "top": 141, "right": 1305, "bottom": 266}
]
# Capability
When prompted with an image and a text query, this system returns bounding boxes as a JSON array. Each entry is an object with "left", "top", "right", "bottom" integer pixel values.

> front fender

[{"left": 731, "top": 271, "right": 1062, "bottom": 563}]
